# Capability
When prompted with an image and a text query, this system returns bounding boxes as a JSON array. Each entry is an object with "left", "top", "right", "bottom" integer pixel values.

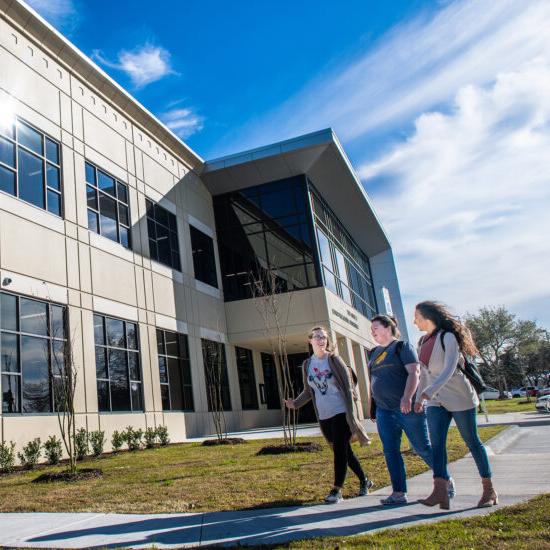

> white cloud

[
  {"left": 161, "top": 107, "right": 204, "bottom": 139},
  {"left": 93, "top": 44, "right": 176, "bottom": 88},
  {"left": 231, "top": 0, "right": 550, "bottom": 151},
  {"left": 25, "top": 0, "right": 77, "bottom": 31},
  {"left": 361, "top": 58, "right": 550, "bottom": 334}
]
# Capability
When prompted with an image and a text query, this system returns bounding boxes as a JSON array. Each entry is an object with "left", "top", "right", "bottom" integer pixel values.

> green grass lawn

[
  {"left": 482, "top": 398, "right": 537, "bottom": 414},
  {"left": 0, "top": 426, "right": 504, "bottom": 514},
  {"left": 256, "top": 494, "right": 550, "bottom": 549}
]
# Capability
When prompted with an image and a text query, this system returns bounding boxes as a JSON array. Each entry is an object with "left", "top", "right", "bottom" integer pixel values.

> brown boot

[
  {"left": 419, "top": 477, "right": 450, "bottom": 510},
  {"left": 478, "top": 477, "right": 498, "bottom": 508}
]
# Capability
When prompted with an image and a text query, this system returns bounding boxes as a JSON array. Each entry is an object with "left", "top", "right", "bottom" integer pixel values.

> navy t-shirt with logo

[{"left": 368, "top": 341, "right": 419, "bottom": 411}]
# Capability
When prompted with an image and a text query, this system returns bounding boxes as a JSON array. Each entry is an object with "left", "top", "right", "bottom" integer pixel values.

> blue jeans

[
  {"left": 427, "top": 405, "right": 492, "bottom": 479},
  {"left": 376, "top": 407, "right": 434, "bottom": 493}
]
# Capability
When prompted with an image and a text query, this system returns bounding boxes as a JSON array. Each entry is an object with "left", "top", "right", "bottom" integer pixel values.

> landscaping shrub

[
  {"left": 89, "top": 430, "right": 106, "bottom": 457},
  {"left": 111, "top": 430, "right": 124, "bottom": 453},
  {"left": 156, "top": 425, "right": 170, "bottom": 446},
  {"left": 0, "top": 441, "right": 16, "bottom": 473},
  {"left": 74, "top": 428, "right": 89, "bottom": 460},
  {"left": 144, "top": 427, "right": 157, "bottom": 448},
  {"left": 43, "top": 435, "right": 63, "bottom": 465},
  {"left": 124, "top": 426, "right": 143, "bottom": 451},
  {"left": 18, "top": 438, "right": 41, "bottom": 469}
]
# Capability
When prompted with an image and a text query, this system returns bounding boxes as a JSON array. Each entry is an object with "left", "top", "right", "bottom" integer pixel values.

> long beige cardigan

[{"left": 293, "top": 353, "right": 371, "bottom": 446}]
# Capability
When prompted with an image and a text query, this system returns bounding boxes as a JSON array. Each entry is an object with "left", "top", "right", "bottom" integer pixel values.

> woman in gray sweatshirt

[{"left": 414, "top": 301, "right": 497, "bottom": 510}]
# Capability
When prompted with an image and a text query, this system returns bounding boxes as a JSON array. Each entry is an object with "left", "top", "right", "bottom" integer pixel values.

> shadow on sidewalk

[{"left": 28, "top": 501, "right": 478, "bottom": 548}]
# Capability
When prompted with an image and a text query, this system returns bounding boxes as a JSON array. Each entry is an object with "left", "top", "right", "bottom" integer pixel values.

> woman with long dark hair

[
  {"left": 414, "top": 301, "right": 497, "bottom": 509},
  {"left": 285, "top": 326, "right": 372, "bottom": 504}
]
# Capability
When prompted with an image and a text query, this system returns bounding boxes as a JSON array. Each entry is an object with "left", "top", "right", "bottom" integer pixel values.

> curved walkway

[{"left": 1, "top": 412, "right": 549, "bottom": 549}]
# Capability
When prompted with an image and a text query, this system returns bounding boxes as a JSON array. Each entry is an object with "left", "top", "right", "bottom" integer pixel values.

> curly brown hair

[{"left": 415, "top": 301, "right": 478, "bottom": 356}]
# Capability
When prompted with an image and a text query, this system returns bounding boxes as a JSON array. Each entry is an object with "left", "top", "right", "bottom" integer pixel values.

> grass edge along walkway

[
  {"left": 0, "top": 425, "right": 505, "bottom": 514},
  {"left": 247, "top": 493, "right": 550, "bottom": 549}
]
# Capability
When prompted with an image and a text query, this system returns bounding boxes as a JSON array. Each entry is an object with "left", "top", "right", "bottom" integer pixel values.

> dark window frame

[
  {"left": 156, "top": 328, "right": 194, "bottom": 412},
  {"left": 190, "top": 225, "right": 218, "bottom": 288},
  {"left": 235, "top": 346, "right": 259, "bottom": 410},
  {"left": 201, "top": 338, "right": 231, "bottom": 411},
  {"left": 0, "top": 117, "right": 63, "bottom": 217},
  {"left": 85, "top": 160, "right": 131, "bottom": 248},
  {"left": 1, "top": 291, "right": 67, "bottom": 414},
  {"left": 94, "top": 313, "right": 142, "bottom": 412},
  {"left": 146, "top": 199, "right": 181, "bottom": 271}
]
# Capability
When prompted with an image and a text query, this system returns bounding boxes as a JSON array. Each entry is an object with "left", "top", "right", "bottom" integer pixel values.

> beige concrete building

[{"left": 0, "top": 0, "right": 407, "bottom": 452}]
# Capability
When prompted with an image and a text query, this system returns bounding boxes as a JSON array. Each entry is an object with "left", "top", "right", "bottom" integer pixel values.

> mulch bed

[
  {"left": 202, "top": 437, "right": 247, "bottom": 446},
  {"left": 33, "top": 468, "right": 103, "bottom": 483},
  {"left": 256, "top": 442, "right": 323, "bottom": 455}
]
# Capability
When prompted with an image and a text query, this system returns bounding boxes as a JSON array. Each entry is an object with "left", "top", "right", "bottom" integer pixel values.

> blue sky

[{"left": 27, "top": 0, "right": 550, "bottom": 336}]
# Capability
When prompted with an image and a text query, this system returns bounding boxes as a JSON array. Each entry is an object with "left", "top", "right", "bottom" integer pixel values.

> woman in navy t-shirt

[{"left": 369, "top": 315, "right": 454, "bottom": 505}]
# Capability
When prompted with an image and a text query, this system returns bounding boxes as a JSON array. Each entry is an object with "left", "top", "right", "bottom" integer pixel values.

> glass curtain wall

[
  {"left": 213, "top": 176, "right": 319, "bottom": 301},
  {"left": 309, "top": 182, "right": 378, "bottom": 319}
]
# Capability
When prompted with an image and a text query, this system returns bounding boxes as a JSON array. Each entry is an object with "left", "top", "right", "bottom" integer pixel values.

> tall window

[
  {"left": 235, "top": 347, "right": 258, "bottom": 410},
  {"left": 85, "top": 161, "right": 131, "bottom": 248},
  {"left": 261, "top": 353, "right": 281, "bottom": 409},
  {"left": 311, "top": 184, "right": 377, "bottom": 319},
  {"left": 1, "top": 292, "right": 66, "bottom": 413},
  {"left": 146, "top": 200, "right": 181, "bottom": 270},
  {"left": 0, "top": 117, "right": 62, "bottom": 216},
  {"left": 94, "top": 314, "right": 142, "bottom": 412},
  {"left": 157, "top": 329, "right": 193, "bottom": 411},
  {"left": 201, "top": 339, "right": 231, "bottom": 411},
  {"left": 190, "top": 226, "right": 218, "bottom": 288}
]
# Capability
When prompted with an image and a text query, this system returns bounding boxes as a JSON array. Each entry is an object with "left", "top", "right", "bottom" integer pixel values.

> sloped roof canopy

[{"left": 202, "top": 129, "right": 391, "bottom": 257}]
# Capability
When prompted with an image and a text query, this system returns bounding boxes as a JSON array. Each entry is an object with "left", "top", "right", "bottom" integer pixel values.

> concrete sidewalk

[{"left": 1, "top": 413, "right": 549, "bottom": 549}]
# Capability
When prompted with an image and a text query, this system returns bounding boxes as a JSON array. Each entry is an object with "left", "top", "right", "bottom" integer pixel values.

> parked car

[
  {"left": 537, "top": 387, "right": 550, "bottom": 397},
  {"left": 511, "top": 386, "right": 538, "bottom": 398},
  {"left": 535, "top": 394, "right": 550, "bottom": 412},
  {"left": 482, "top": 387, "right": 513, "bottom": 400}
]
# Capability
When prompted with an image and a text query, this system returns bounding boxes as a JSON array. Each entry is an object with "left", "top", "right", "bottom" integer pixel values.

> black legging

[{"left": 319, "top": 412, "right": 366, "bottom": 488}]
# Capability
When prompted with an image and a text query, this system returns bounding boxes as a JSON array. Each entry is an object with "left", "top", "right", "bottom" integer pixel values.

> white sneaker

[
  {"left": 448, "top": 477, "right": 456, "bottom": 499},
  {"left": 324, "top": 488, "right": 343, "bottom": 503}
]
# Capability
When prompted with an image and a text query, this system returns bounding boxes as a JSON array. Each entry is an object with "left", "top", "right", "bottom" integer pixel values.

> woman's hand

[
  {"left": 413, "top": 401, "right": 424, "bottom": 413},
  {"left": 420, "top": 393, "right": 430, "bottom": 402},
  {"left": 400, "top": 397, "right": 412, "bottom": 414},
  {"left": 284, "top": 399, "right": 296, "bottom": 409}
]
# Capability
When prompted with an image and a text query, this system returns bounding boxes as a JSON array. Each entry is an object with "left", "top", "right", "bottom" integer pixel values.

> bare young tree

[
  {"left": 202, "top": 337, "right": 228, "bottom": 442},
  {"left": 50, "top": 308, "right": 79, "bottom": 475},
  {"left": 251, "top": 266, "right": 297, "bottom": 446}
]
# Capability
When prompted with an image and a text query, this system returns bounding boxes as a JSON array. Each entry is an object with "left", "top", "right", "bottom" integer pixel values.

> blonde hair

[{"left": 308, "top": 326, "right": 334, "bottom": 352}]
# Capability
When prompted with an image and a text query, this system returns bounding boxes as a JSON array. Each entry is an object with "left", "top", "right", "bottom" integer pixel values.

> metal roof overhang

[{"left": 202, "top": 129, "right": 391, "bottom": 256}]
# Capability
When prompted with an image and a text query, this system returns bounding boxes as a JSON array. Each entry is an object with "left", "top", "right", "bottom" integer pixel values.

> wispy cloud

[
  {"left": 161, "top": 106, "right": 204, "bottom": 139},
  {"left": 25, "top": 0, "right": 78, "bottom": 32},
  {"left": 361, "top": 58, "right": 550, "bottom": 333},
  {"left": 232, "top": 0, "right": 550, "bottom": 151},
  {"left": 93, "top": 44, "right": 176, "bottom": 88}
]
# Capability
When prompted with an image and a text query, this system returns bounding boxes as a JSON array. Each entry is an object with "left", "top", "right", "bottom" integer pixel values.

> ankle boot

[
  {"left": 478, "top": 477, "right": 498, "bottom": 508},
  {"left": 419, "top": 477, "right": 450, "bottom": 510}
]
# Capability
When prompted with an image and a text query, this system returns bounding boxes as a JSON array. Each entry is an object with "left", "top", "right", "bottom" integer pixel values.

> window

[
  {"left": 235, "top": 347, "right": 258, "bottom": 410},
  {"left": 190, "top": 226, "right": 218, "bottom": 288},
  {"left": 261, "top": 353, "right": 281, "bottom": 409},
  {"left": 94, "top": 314, "right": 142, "bottom": 412},
  {"left": 213, "top": 175, "right": 318, "bottom": 301},
  {"left": 85, "top": 161, "right": 131, "bottom": 248},
  {"left": 156, "top": 329, "right": 193, "bottom": 411},
  {"left": 310, "top": 183, "right": 377, "bottom": 319},
  {"left": 0, "top": 118, "right": 62, "bottom": 216},
  {"left": 201, "top": 339, "right": 231, "bottom": 411},
  {"left": 1, "top": 292, "right": 66, "bottom": 413},
  {"left": 146, "top": 200, "right": 181, "bottom": 270}
]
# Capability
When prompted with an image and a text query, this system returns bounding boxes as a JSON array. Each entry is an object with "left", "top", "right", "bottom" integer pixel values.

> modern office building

[{"left": 0, "top": 0, "right": 407, "bottom": 451}]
